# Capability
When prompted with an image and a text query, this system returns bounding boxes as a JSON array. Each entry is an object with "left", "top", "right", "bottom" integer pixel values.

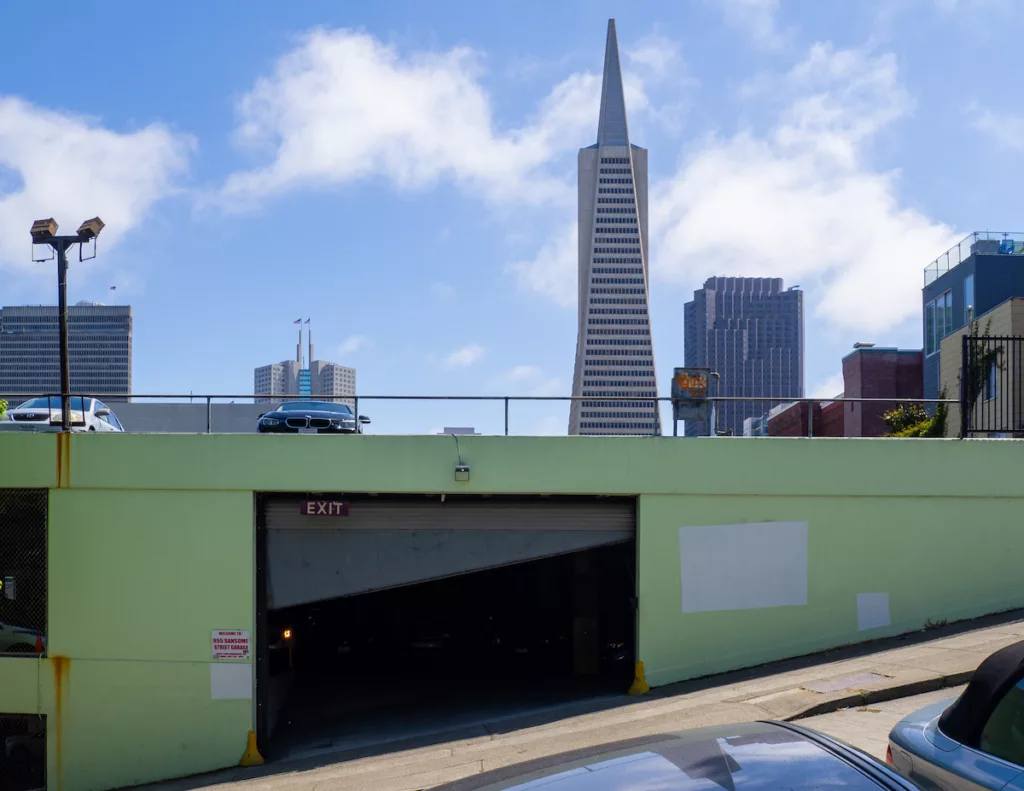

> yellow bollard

[
  {"left": 628, "top": 660, "right": 650, "bottom": 696},
  {"left": 240, "top": 730, "right": 264, "bottom": 767}
]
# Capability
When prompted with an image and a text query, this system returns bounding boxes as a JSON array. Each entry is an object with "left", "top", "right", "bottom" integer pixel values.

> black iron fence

[
  {"left": 0, "top": 489, "right": 47, "bottom": 656},
  {"left": 960, "top": 336, "right": 1024, "bottom": 437}
]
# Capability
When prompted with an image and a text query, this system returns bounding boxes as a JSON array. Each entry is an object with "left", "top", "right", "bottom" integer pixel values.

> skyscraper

[
  {"left": 254, "top": 325, "right": 356, "bottom": 407},
  {"left": 0, "top": 303, "right": 132, "bottom": 401},
  {"left": 684, "top": 277, "right": 804, "bottom": 436},
  {"left": 569, "top": 19, "right": 660, "bottom": 436}
]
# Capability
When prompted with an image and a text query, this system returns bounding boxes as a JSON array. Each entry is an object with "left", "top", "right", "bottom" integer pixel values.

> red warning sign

[{"left": 212, "top": 629, "right": 250, "bottom": 659}]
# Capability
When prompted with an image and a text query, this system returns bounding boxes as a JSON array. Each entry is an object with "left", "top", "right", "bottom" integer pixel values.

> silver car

[
  {"left": 1, "top": 396, "right": 123, "bottom": 432},
  {"left": 888, "top": 640, "right": 1024, "bottom": 791}
]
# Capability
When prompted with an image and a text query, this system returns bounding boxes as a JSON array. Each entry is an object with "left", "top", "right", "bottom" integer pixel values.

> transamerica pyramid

[{"left": 568, "top": 19, "right": 660, "bottom": 436}]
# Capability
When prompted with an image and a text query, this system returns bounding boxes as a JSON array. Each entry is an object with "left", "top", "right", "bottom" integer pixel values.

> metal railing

[
  {"left": 1, "top": 392, "right": 959, "bottom": 437},
  {"left": 924, "top": 231, "right": 1024, "bottom": 286},
  {"left": 960, "top": 336, "right": 1024, "bottom": 437}
]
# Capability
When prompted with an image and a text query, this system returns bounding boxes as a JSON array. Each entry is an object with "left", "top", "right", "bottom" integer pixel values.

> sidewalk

[{"left": 135, "top": 611, "right": 1024, "bottom": 791}]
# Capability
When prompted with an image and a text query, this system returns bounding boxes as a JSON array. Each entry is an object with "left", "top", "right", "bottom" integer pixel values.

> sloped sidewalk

[{"left": 133, "top": 611, "right": 1024, "bottom": 791}]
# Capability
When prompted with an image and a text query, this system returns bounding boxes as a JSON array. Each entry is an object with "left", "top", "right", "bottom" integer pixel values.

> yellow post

[
  {"left": 628, "top": 660, "right": 650, "bottom": 696},
  {"left": 240, "top": 730, "right": 264, "bottom": 767}
]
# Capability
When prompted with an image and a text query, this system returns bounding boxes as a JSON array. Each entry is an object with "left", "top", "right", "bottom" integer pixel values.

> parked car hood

[{"left": 266, "top": 409, "right": 354, "bottom": 419}]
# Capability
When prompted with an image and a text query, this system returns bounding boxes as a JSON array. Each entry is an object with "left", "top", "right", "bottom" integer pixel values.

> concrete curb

[{"left": 783, "top": 670, "right": 974, "bottom": 722}]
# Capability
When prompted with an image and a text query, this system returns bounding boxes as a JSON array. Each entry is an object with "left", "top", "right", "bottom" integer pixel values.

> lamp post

[{"left": 30, "top": 217, "right": 105, "bottom": 432}]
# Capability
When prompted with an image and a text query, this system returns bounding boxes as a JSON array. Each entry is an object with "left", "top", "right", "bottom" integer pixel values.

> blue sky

[{"left": 1, "top": 0, "right": 1022, "bottom": 434}]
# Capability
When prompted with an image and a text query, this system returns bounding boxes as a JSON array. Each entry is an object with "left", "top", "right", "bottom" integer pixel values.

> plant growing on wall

[{"left": 959, "top": 318, "right": 1003, "bottom": 425}]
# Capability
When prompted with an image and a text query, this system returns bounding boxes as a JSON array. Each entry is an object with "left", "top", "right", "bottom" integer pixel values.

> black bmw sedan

[{"left": 257, "top": 401, "right": 370, "bottom": 434}]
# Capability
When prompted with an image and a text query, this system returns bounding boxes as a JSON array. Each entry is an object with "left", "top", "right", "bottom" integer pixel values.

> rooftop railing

[
  {"left": 1, "top": 392, "right": 959, "bottom": 438},
  {"left": 924, "top": 231, "right": 1024, "bottom": 286}
]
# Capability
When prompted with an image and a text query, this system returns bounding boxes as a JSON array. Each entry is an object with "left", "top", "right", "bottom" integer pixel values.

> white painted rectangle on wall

[
  {"left": 857, "top": 592, "right": 891, "bottom": 631},
  {"left": 210, "top": 662, "right": 252, "bottom": 700},
  {"left": 679, "top": 522, "right": 808, "bottom": 613}
]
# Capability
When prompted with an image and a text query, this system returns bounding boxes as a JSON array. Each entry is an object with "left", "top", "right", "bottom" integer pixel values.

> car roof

[
  {"left": 276, "top": 401, "right": 350, "bottom": 409},
  {"left": 437, "top": 722, "right": 913, "bottom": 791},
  {"left": 938, "top": 639, "right": 1024, "bottom": 745}
]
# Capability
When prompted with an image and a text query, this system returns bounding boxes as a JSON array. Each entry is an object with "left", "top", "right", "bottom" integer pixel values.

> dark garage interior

[{"left": 257, "top": 495, "right": 637, "bottom": 761}]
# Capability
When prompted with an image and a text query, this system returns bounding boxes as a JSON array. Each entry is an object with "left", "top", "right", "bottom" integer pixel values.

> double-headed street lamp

[{"left": 30, "top": 217, "right": 106, "bottom": 432}]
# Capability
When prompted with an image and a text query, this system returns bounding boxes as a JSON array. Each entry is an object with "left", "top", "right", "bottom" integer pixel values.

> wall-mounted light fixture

[{"left": 449, "top": 433, "right": 470, "bottom": 482}]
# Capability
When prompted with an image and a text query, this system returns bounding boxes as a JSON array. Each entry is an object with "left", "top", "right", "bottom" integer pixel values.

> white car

[
  {"left": 0, "top": 621, "right": 44, "bottom": 654},
  {"left": 1, "top": 396, "right": 123, "bottom": 432}
]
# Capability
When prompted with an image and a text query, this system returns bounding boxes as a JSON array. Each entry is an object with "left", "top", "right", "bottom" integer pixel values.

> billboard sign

[{"left": 672, "top": 368, "right": 712, "bottom": 421}]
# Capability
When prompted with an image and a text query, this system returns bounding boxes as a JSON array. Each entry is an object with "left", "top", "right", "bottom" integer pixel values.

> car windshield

[
  {"left": 17, "top": 397, "right": 91, "bottom": 412},
  {"left": 277, "top": 401, "right": 353, "bottom": 415}
]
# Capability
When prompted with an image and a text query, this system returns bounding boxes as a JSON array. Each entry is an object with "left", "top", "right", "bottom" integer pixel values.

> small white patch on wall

[
  {"left": 210, "top": 662, "right": 253, "bottom": 700},
  {"left": 679, "top": 522, "right": 808, "bottom": 613},
  {"left": 857, "top": 592, "right": 891, "bottom": 631}
]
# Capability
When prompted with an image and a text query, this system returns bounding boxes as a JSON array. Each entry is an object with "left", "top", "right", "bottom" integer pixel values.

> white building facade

[
  {"left": 255, "top": 328, "right": 355, "bottom": 407},
  {"left": 568, "top": 20, "right": 660, "bottom": 436}
]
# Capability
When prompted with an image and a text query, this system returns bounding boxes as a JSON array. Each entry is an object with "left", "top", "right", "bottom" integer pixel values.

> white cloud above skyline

[
  {"left": 716, "top": 0, "right": 787, "bottom": 50},
  {"left": 512, "top": 41, "right": 958, "bottom": 337},
  {"left": 442, "top": 343, "right": 486, "bottom": 369},
  {"left": 811, "top": 372, "right": 845, "bottom": 398},
  {"left": 0, "top": 97, "right": 193, "bottom": 273},
  {"left": 652, "top": 43, "right": 957, "bottom": 334},
  {"left": 218, "top": 28, "right": 655, "bottom": 209},
  {"left": 337, "top": 334, "right": 369, "bottom": 356},
  {"left": 971, "top": 108, "right": 1024, "bottom": 153}
]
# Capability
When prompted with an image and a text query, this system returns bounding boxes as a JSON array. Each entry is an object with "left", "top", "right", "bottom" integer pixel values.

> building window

[
  {"left": 964, "top": 274, "right": 975, "bottom": 323},
  {"left": 925, "top": 290, "right": 952, "bottom": 356},
  {"left": 984, "top": 361, "right": 998, "bottom": 402}
]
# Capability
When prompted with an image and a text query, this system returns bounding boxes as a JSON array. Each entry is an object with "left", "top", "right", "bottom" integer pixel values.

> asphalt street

[{"left": 801, "top": 685, "right": 967, "bottom": 760}]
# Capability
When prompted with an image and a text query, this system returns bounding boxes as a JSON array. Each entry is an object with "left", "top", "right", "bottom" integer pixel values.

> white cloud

[
  {"left": 0, "top": 97, "right": 193, "bottom": 272},
  {"left": 971, "top": 108, "right": 1024, "bottom": 152},
  {"left": 651, "top": 44, "right": 957, "bottom": 335},
  {"left": 626, "top": 35, "right": 682, "bottom": 78},
  {"left": 507, "top": 221, "right": 578, "bottom": 307},
  {"left": 430, "top": 281, "right": 456, "bottom": 299},
  {"left": 442, "top": 343, "right": 485, "bottom": 369},
  {"left": 506, "top": 364, "right": 544, "bottom": 381},
  {"left": 495, "top": 364, "right": 564, "bottom": 397},
  {"left": 219, "top": 28, "right": 631, "bottom": 208},
  {"left": 717, "top": 0, "right": 786, "bottom": 49},
  {"left": 338, "top": 334, "right": 368, "bottom": 355},
  {"left": 811, "top": 373, "right": 845, "bottom": 398}
]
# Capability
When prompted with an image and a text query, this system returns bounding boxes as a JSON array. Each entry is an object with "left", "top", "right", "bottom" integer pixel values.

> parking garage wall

[{"left": 1, "top": 432, "right": 1023, "bottom": 790}]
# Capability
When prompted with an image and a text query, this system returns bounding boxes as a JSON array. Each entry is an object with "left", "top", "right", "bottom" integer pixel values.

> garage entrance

[{"left": 256, "top": 494, "right": 637, "bottom": 760}]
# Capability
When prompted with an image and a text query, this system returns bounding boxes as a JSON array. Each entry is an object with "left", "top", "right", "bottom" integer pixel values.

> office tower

[
  {"left": 255, "top": 325, "right": 355, "bottom": 407},
  {"left": 0, "top": 302, "right": 132, "bottom": 401},
  {"left": 684, "top": 277, "right": 803, "bottom": 436},
  {"left": 568, "top": 19, "right": 660, "bottom": 436}
]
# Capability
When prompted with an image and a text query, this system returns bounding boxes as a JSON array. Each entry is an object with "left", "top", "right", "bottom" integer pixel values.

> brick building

[{"left": 759, "top": 344, "right": 923, "bottom": 437}]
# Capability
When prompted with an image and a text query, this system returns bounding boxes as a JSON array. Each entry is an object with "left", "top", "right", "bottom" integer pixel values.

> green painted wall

[
  {"left": 637, "top": 493, "right": 1024, "bottom": 686},
  {"left": 0, "top": 432, "right": 1022, "bottom": 790},
  {"left": 1, "top": 484, "right": 254, "bottom": 791}
]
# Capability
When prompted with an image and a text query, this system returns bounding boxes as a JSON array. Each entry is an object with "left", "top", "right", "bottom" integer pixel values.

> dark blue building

[
  {"left": 922, "top": 233, "right": 1024, "bottom": 399},
  {"left": 684, "top": 277, "right": 804, "bottom": 437}
]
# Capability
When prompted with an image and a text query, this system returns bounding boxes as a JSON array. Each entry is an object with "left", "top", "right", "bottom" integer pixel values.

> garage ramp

[{"left": 265, "top": 497, "right": 634, "bottom": 609}]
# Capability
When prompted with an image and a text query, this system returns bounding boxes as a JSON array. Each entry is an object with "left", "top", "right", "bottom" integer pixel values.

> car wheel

[{"left": 5, "top": 643, "right": 36, "bottom": 654}]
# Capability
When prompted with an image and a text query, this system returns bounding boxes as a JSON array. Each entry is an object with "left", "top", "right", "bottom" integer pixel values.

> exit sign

[{"left": 300, "top": 500, "right": 349, "bottom": 516}]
